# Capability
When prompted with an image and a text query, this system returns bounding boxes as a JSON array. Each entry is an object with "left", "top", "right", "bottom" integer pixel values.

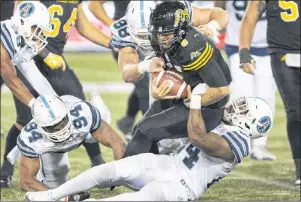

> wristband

[
  {"left": 190, "top": 94, "right": 202, "bottom": 109},
  {"left": 27, "top": 98, "right": 35, "bottom": 109},
  {"left": 206, "top": 21, "right": 221, "bottom": 36},
  {"left": 38, "top": 48, "right": 50, "bottom": 60},
  {"left": 137, "top": 59, "right": 152, "bottom": 74},
  {"left": 239, "top": 48, "right": 253, "bottom": 68}
]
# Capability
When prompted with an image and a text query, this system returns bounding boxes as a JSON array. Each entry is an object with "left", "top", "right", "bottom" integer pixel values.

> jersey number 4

[
  {"left": 44, "top": 5, "right": 77, "bottom": 37},
  {"left": 182, "top": 144, "right": 200, "bottom": 169},
  {"left": 279, "top": 0, "right": 299, "bottom": 22},
  {"left": 24, "top": 122, "right": 43, "bottom": 143}
]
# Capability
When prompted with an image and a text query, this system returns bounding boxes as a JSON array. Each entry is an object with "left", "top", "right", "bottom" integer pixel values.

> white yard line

[
  {"left": 233, "top": 171, "right": 299, "bottom": 190},
  {"left": 1, "top": 82, "right": 134, "bottom": 94}
]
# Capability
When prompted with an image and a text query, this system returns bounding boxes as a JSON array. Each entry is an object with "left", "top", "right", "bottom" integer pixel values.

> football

[{"left": 152, "top": 70, "right": 188, "bottom": 99}]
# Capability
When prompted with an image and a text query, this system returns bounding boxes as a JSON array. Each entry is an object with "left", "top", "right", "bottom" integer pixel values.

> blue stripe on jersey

[
  {"left": 111, "top": 35, "right": 137, "bottom": 50},
  {"left": 1, "top": 23, "right": 15, "bottom": 59},
  {"left": 222, "top": 131, "right": 249, "bottom": 163},
  {"left": 17, "top": 136, "right": 38, "bottom": 158},
  {"left": 233, "top": 131, "right": 250, "bottom": 156},
  {"left": 140, "top": 0, "right": 145, "bottom": 27},
  {"left": 85, "top": 102, "right": 101, "bottom": 132},
  {"left": 40, "top": 95, "right": 56, "bottom": 120}
]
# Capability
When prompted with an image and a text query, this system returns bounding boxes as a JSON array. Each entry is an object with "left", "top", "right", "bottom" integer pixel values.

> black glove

[
  {"left": 67, "top": 191, "right": 90, "bottom": 201},
  {"left": 239, "top": 48, "right": 255, "bottom": 68}
]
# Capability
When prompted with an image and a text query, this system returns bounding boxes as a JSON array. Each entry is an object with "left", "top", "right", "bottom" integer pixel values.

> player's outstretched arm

[
  {"left": 0, "top": 43, "right": 35, "bottom": 108},
  {"left": 187, "top": 95, "right": 234, "bottom": 163},
  {"left": 88, "top": 0, "right": 114, "bottom": 27},
  {"left": 76, "top": 3, "right": 111, "bottom": 48},
  {"left": 239, "top": 1, "right": 267, "bottom": 75},
  {"left": 19, "top": 155, "right": 49, "bottom": 192},
  {"left": 118, "top": 47, "right": 164, "bottom": 83},
  {"left": 92, "top": 120, "right": 126, "bottom": 160}
]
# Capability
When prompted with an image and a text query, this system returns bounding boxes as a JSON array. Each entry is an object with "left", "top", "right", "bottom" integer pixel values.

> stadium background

[{"left": 1, "top": 1, "right": 300, "bottom": 201}]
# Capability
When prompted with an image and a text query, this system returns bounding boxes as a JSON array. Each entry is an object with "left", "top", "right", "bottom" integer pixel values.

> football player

[
  {"left": 7, "top": 94, "right": 125, "bottom": 197},
  {"left": 120, "top": 1, "right": 231, "bottom": 158},
  {"left": 1, "top": 0, "right": 112, "bottom": 188},
  {"left": 215, "top": 0, "right": 277, "bottom": 160},
  {"left": 110, "top": 0, "right": 229, "bottom": 144},
  {"left": 238, "top": 0, "right": 300, "bottom": 186},
  {"left": 25, "top": 96, "right": 274, "bottom": 201}
]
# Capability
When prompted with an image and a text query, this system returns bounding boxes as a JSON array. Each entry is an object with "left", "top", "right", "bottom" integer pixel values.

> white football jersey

[
  {"left": 0, "top": 20, "right": 36, "bottom": 65},
  {"left": 173, "top": 122, "right": 251, "bottom": 198},
  {"left": 225, "top": 0, "right": 268, "bottom": 47},
  {"left": 17, "top": 96, "right": 101, "bottom": 158}
]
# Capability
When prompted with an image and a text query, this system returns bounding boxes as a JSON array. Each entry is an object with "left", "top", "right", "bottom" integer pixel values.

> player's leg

[
  {"left": 0, "top": 76, "right": 4, "bottom": 136},
  {"left": 44, "top": 60, "right": 105, "bottom": 167},
  {"left": 270, "top": 53, "right": 300, "bottom": 185},
  {"left": 98, "top": 180, "right": 189, "bottom": 201},
  {"left": 122, "top": 101, "right": 224, "bottom": 158},
  {"left": 251, "top": 55, "right": 277, "bottom": 160},
  {"left": 0, "top": 69, "right": 37, "bottom": 188}
]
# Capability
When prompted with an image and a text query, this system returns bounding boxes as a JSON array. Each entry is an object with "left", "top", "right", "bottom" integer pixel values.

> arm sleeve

[
  {"left": 17, "top": 59, "right": 57, "bottom": 96},
  {"left": 0, "top": 23, "right": 16, "bottom": 59},
  {"left": 221, "top": 131, "right": 250, "bottom": 163}
]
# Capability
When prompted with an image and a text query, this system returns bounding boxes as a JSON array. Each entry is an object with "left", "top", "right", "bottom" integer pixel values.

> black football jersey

[
  {"left": 161, "top": 27, "right": 232, "bottom": 108},
  {"left": 266, "top": 0, "right": 300, "bottom": 53},
  {"left": 40, "top": 0, "right": 82, "bottom": 55}
]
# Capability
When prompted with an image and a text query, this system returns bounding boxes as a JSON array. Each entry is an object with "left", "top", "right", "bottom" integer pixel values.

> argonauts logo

[
  {"left": 257, "top": 116, "right": 272, "bottom": 134},
  {"left": 19, "top": 3, "right": 35, "bottom": 18}
]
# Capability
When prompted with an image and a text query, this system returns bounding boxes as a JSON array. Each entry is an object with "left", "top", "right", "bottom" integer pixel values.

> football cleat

[
  {"left": 0, "top": 176, "right": 12, "bottom": 188},
  {"left": 295, "top": 178, "right": 300, "bottom": 188},
  {"left": 250, "top": 146, "right": 276, "bottom": 161}
]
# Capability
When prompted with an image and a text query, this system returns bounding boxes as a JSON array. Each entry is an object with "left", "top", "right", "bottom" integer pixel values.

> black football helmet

[{"left": 149, "top": 1, "right": 191, "bottom": 54}]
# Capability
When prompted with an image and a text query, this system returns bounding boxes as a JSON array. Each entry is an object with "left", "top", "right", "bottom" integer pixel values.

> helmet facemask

[{"left": 38, "top": 114, "right": 73, "bottom": 143}]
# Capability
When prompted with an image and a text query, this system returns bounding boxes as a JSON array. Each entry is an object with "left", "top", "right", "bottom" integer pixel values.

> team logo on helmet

[
  {"left": 257, "top": 116, "right": 272, "bottom": 134},
  {"left": 174, "top": 9, "right": 189, "bottom": 28},
  {"left": 19, "top": 2, "right": 35, "bottom": 18}
]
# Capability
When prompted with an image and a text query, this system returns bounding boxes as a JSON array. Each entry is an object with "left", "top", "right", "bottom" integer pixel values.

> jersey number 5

[
  {"left": 44, "top": 5, "right": 78, "bottom": 38},
  {"left": 279, "top": 0, "right": 299, "bottom": 22}
]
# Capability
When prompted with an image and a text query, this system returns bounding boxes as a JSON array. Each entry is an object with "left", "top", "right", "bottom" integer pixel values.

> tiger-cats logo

[{"left": 174, "top": 9, "right": 190, "bottom": 28}]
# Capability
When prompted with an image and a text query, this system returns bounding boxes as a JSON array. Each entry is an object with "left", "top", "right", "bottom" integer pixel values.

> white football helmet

[
  {"left": 224, "top": 97, "right": 273, "bottom": 139},
  {"left": 126, "top": 1, "right": 156, "bottom": 49},
  {"left": 32, "top": 95, "right": 72, "bottom": 143},
  {"left": 11, "top": 1, "right": 51, "bottom": 54}
]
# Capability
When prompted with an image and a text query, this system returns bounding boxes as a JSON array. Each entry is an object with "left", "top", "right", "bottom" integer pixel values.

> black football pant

[
  {"left": 122, "top": 99, "right": 224, "bottom": 158},
  {"left": 1, "top": 58, "right": 102, "bottom": 178},
  {"left": 270, "top": 53, "right": 300, "bottom": 179}
]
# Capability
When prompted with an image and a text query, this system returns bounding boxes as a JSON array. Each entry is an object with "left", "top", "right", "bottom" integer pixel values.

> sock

[
  {"left": 126, "top": 91, "right": 140, "bottom": 118},
  {"left": 287, "top": 120, "right": 301, "bottom": 160},
  {"left": 1, "top": 125, "right": 20, "bottom": 178},
  {"left": 252, "top": 136, "right": 268, "bottom": 148},
  {"left": 294, "top": 159, "right": 300, "bottom": 179},
  {"left": 82, "top": 142, "right": 104, "bottom": 167},
  {"left": 50, "top": 163, "right": 117, "bottom": 200}
]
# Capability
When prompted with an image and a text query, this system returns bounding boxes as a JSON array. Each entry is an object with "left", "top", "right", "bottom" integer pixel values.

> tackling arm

[
  {"left": 19, "top": 155, "right": 49, "bottom": 191},
  {"left": 76, "top": 3, "right": 111, "bottom": 48},
  {"left": 187, "top": 95, "right": 234, "bottom": 162},
  {"left": 0, "top": 43, "right": 35, "bottom": 107},
  {"left": 88, "top": 0, "right": 115, "bottom": 27},
  {"left": 92, "top": 120, "right": 126, "bottom": 160}
]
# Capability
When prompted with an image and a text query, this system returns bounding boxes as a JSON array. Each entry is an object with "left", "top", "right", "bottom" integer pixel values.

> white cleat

[
  {"left": 25, "top": 191, "right": 54, "bottom": 201},
  {"left": 250, "top": 147, "right": 276, "bottom": 161},
  {"left": 295, "top": 178, "right": 300, "bottom": 188}
]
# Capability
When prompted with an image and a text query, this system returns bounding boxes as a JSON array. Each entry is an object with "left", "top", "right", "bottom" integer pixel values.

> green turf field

[{"left": 1, "top": 53, "right": 300, "bottom": 201}]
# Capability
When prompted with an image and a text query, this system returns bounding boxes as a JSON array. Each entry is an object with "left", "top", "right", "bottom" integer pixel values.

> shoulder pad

[{"left": 176, "top": 27, "right": 215, "bottom": 71}]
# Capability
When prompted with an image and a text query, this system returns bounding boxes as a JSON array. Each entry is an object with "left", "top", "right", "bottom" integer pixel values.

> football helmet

[
  {"left": 32, "top": 95, "right": 72, "bottom": 143},
  {"left": 125, "top": 1, "right": 156, "bottom": 49},
  {"left": 149, "top": 1, "right": 191, "bottom": 54},
  {"left": 11, "top": 1, "right": 51, "bottom": 54},
  {"left": 224, "top": 97, "right": 273, "bottom": 139}
]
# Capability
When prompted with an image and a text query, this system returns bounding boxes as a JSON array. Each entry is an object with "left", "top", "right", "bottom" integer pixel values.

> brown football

[{"left": 152, "top": 70, "right": 188, "bottom": 99}]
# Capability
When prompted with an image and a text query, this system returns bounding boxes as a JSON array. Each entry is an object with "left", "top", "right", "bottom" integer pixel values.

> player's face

[
  {"left": 28, "top": 25, "right": 48, "bottom": 53},
  {"left": 157, "top": 33, "right": 175, "bottom": 49}
]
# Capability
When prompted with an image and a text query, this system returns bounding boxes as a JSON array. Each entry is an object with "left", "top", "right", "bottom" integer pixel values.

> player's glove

[
  {"left": 239, "top": 48, "right": 255, "bottom": 68},
  {"left": 60, "top": 191, "right": 90, "bottom": 201},
  {"left": 39, "top": 48, "right": 66, "bottom": 71}
]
